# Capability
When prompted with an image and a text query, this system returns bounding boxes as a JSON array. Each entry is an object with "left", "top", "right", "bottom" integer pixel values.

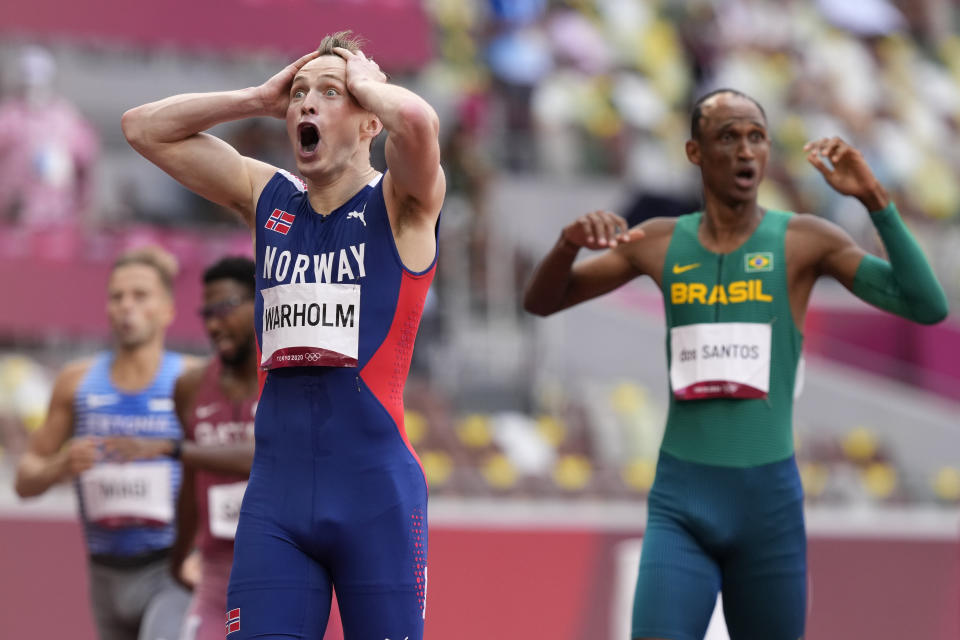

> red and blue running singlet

[{"left": 226, "top": 170, "right": 435, "bottom": 640}]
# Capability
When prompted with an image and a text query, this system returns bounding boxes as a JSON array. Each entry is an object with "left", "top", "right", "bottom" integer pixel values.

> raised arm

[
  {"left": 15, "top": 361, "right": 96, "bottom": 498},
  {"left": 335, "top": 48, "right": 444, "bottom": 266},
  {"left": 523, "top": 211, "right": 650, "bottom": 316},
  {"left": 803, "top": 137, "right": 948, "bottom": 324},
  {"left": 121, "top": 51, "right": 320, "bottom": 226}
]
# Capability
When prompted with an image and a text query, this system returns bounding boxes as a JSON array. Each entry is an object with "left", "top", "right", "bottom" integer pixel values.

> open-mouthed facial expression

[
  {"left": 689, "top": 94, "right": 770, "bottom": 206},
  {"left": 285, "top": 55, "right": 373, "bottom": 180}
]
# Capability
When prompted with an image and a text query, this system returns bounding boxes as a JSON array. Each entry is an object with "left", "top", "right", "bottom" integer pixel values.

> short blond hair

[
  {"left": 112, "top": 245, "right": 179, "bottom": 293},
  {"left": 317, "top": 31, "right": 366, "bottom": 56}
]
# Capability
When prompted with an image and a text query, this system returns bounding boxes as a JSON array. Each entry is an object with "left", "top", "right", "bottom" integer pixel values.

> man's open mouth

[
  {"left": 298, "top": 123, "right": 319, "bottom": 153},
  {"left": 734, "top": 167, "right": 756, "bottom": 187}
]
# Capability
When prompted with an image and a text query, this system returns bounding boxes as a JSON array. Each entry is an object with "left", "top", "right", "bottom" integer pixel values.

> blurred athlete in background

[{"left": 15, "top": 245, "right": 195, "bottom": 640}]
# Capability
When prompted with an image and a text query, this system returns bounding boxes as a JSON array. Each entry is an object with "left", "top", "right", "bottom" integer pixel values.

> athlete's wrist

[
  {"left": 557, "top": 231, "right": 580, "bottom": 254},
  {"left": 858, "top": 183, "right": 890, "bottom": 214},
  {"left": 168, "top": 439, "right": 183, "bottom": 460}
]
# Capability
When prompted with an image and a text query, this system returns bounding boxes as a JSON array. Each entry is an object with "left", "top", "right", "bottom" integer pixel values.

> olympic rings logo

[{"left": 304, "top": 353, "right": 323, "bottom": 362}]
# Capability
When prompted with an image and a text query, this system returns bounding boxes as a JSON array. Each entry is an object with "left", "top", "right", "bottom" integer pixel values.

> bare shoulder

[
  {"left": 618, "top": 217, "right": 678, "bottom": 280},
  {"left": 173, "top": 358, "right": 211, "bottom": 416},
  {"left": 638, "top": 216, "right": 679, "bottom": 235},
  {"left": 619, "top": 217, "right": 676, "bottom": 253},
  {"left": 787, "top": 212, "right": 847, "bottom": 239},
  {"left": 175, "top": 359, "right": 210, "bottom": 394},
  {"left": 55, "top": 358, "right": 95, "bottom": 394},
  {"left": 179, "top": 354, "right": 207, "bottom": 371}
]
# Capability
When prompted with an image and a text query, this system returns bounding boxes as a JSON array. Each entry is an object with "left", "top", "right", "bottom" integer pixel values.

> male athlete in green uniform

[{"left": 523, "top": 89, "right": 948, "bottom": 640}]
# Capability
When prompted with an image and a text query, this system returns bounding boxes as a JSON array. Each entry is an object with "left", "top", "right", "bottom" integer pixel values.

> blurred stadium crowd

[{"left": 0, "top": 0, "right": 958, "bottom": 508}]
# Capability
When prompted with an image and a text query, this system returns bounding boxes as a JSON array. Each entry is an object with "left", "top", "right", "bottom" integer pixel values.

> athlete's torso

[
  {"left": 252, "top": 170, "right": 436, "bottom": 468},
  {"left": 660, "top": 209, "right": 802, "bottom": 467},
  {"left": 185, "top": 360, "right": 257, "bottom": 554},
  {"left": 73, "top": 351, "right": 185, "bottom": 555}
]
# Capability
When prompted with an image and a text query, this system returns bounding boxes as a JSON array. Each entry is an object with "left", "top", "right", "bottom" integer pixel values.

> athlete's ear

[
  {"left": 361, "top": 116, "right": 383, "bottom": 141},
  {"left": 685, "top": 139, "right": 701, "bottom": 167}
]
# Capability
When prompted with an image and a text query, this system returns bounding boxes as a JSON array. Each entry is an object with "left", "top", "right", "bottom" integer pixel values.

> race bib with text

[
  {"left": 670, "top": 322, "right": 771, "bottom": 400},
  {"left": 79, "top": 462, "right": 173, "bottom": 528},
  {"left": 260, "top": 282, "right": 360, "bottom": 369},
  {"left": 207, "top": 481, "right": 247, "bottom": 540}
]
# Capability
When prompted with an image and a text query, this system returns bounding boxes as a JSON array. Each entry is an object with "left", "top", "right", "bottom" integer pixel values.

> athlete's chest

[
  {"left": 664, "top": 238, "right": 783, "bottom": 324},
  {"left": 262, "top": 185, "right": 388, "bottom": 283}
]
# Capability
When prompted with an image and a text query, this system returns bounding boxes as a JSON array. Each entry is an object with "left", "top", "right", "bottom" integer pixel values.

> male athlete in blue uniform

[
  {"left": 525, "top": 90, "right": 947, "bottom": 640},
  {"left": 122, "top": 31, "right": 444, "bottom": 640},
  {"left": 16, "top": 246, "right": 195, "bottom": 640}
]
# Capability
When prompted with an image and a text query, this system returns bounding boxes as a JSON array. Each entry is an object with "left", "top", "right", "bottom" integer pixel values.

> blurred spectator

[
  {"left": 0, "top": 354, "right": 52, "bottom": 461},
  {"left": 0, "top": 46, "right": 99, "bottom": 227}
]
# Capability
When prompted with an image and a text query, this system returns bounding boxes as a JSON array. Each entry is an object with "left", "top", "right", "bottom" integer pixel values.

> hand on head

[
  {"left": 257, "top": 50, "right": 322, "bottom": 119},
  {"left": 562, "top": 211, "right": 645, "bottom": 250},
  {"left": 333, "top": 47, "right": 388, "bottom": 93}
]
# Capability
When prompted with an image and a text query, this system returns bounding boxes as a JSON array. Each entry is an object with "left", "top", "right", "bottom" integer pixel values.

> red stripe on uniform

[{"left": 359, "top": 267, "right": 435, "bottom": 479}]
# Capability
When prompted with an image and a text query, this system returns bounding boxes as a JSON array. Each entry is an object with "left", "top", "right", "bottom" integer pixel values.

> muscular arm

[
  {"left": 803, "top": 206, "right": 948, "bottom": 324},
  {"left": 170, "top": 467, "right": 198, "bottom": 589},
  {"left": 523, "top": 213, "right": 669, "bottom": 316},
  {"left": 801, "top": 137, "right": 948, "bottom": 324},
  {"left": 14, "top": 361, "right": 94, "bottom": 498},
  {"left": 337, "top": 48, "right": 445, "bottom": 269},
  {"left": 122, "top": 52, "right": 321, "bottom": 226},
  {"left": 180, "top": 443, "right": 254, "bottom": 475}
]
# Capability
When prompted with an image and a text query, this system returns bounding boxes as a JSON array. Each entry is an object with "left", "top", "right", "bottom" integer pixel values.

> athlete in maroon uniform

[{"left": 174, "top": 257, "right": 258, "bottom": 640}]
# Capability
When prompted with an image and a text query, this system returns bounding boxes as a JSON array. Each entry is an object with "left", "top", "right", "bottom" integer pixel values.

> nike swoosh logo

[
  {"left": 672, "top": 262, "right": 700, "bottom": 274},
  {"left": 195, "top": 403, "right": 220, "bottom": 419}
]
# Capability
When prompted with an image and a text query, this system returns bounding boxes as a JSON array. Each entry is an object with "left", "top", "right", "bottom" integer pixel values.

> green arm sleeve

[{"left": 852, "top": 202, "right": 949, "bottom": 325}]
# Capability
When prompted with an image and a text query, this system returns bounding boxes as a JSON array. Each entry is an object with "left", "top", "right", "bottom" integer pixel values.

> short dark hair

[
  {"left": 690, "top": 89, "right": 766, "bottom": 140},
  {"left": 203, "top": 256, "right": 255, "bottom": 297},
  {"left": 112, "top": 246, "right": 178, "bottom": 293}
]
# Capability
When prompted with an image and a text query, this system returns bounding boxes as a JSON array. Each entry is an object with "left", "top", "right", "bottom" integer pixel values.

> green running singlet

[{"left": 660, "top": 209, "right": 802, "bottom": 468}]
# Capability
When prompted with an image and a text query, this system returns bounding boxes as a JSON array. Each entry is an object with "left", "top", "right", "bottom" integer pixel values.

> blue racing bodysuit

[{"left": 226, "top": 170, "right": 434, "bottom": 640}]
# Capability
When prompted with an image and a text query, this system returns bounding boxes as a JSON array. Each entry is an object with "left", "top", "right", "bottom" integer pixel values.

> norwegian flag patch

[
  {"left": 226, "top": 608, "right": 240, "bottom": 634},
  {"left": 265, "top": 209, "right": 295, "bottom": 235}
]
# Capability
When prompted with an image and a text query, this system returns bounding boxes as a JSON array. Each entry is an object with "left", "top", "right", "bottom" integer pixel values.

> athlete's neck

[
  {"left": 700, "top": 196, "right": 763, "bottom": 253},
  {"left": 219, "top": 344, "right": 259, "bottom": 400},
  {"left": 110, "top": 340, "right": 165, "bottom": 392},
  {"left": 303, "top": 165, "right": 379, "bottom": 216}
]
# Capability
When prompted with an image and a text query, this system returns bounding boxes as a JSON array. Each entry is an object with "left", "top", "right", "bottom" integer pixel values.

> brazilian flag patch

[{"left": 744, "top": 252, "right": 773, "bottom": 272}]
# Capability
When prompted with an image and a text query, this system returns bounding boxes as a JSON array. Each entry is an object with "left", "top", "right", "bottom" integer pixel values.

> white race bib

[
  {"left": 207, "top": 481, "right": 247, "bottom": 540},
  {"left": 80, "top": 462, "right": 173, "bottom": 527},
  {"left": 260, "top": 282, "right": 360, "bottom": 369},
  {"left": 670, "top": 322, "right": 771, "bottom": 400}
]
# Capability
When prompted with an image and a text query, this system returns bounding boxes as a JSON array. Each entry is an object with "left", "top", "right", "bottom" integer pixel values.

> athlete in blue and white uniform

[
  {"left": 16, "top": 247, "right": 196, "bottom": 640},
  {"left": 123, "top": 31, "right": 445, "bottom": 640}
]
